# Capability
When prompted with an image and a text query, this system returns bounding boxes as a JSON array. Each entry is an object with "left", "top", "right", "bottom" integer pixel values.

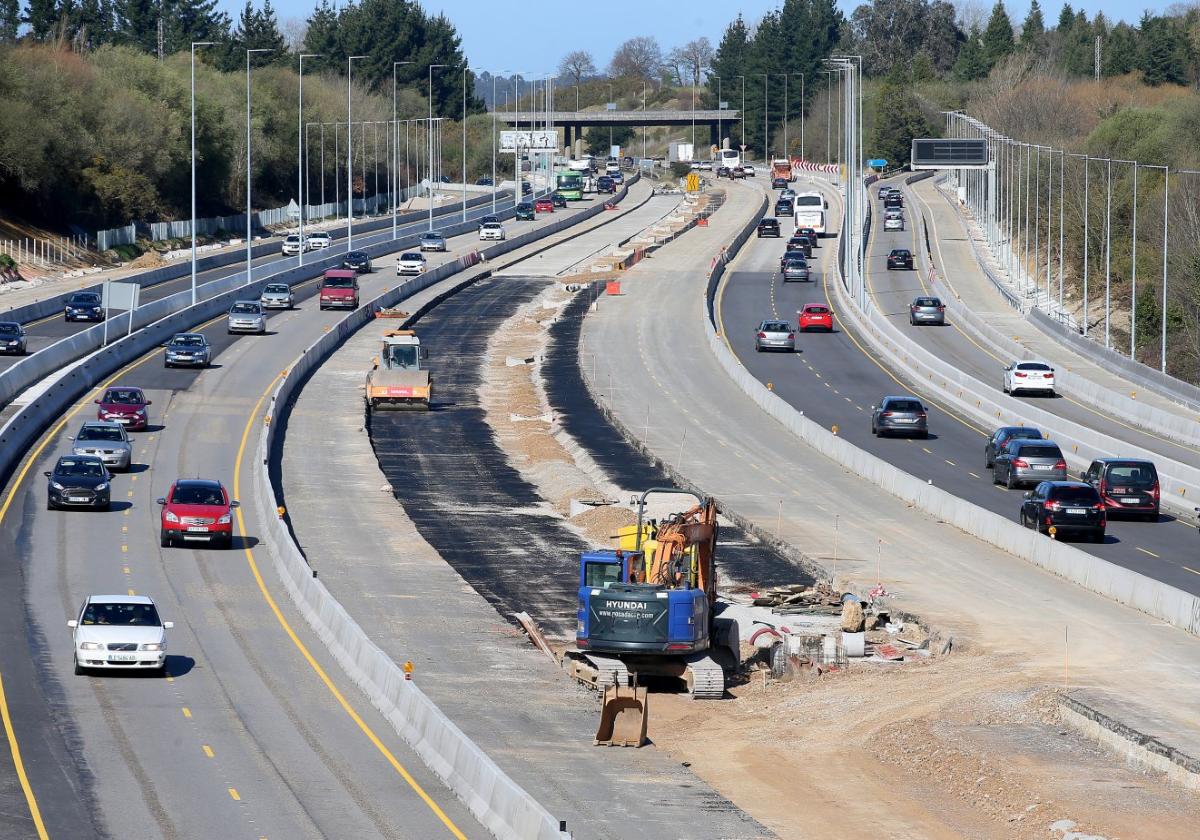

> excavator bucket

[{"left": 594, "top": 684, "right": 648, "bottom": 747}]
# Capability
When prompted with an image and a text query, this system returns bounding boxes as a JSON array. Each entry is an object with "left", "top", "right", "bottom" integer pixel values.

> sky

[{"left": 245, "top": 1, "right": 1178, "bottom": 74}]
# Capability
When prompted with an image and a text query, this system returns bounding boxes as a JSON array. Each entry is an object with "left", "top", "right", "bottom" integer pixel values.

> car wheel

[
  {"left": 985, "top": 453, "right": 993, "bottom": 469},
  {"left": 160, "top": 529, "right": 171, "bottom": 548},
  {"left": 99, "top": 501, "right": 110, "bottom": 512},
  {"left": 1002, "top": 382, "right": 1009, "bottom": 394},
  {"left": 1091, "top": 530, "right": 1105, "bottom": 543},
  {"left": 47, "top": 498, "right": 56, "bottom": 511},
  {"left": 991, "top": 467, "right": 1001, "bottom": 485},
  {"left": 1005, "top": 471, "right": 1016, "bottom": 490},
  {"left": 919, "top": 430, "right": 929, "bottom": 439},
  {"left": 1019, "top": 509, "right": 1027, "bottom": 528},
  {"left": 219, "top": 534, "right": 233, "bottom": 550},
  {"left": 73, "top": 656, "right": 84, "bottom": 676}
]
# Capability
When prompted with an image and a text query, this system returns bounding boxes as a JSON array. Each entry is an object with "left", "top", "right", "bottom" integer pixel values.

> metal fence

[{"left": 96, "top": 223, "right": 136, "bottom": 251}]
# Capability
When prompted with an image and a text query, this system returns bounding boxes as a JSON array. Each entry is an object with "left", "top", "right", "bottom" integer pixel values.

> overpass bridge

[{"left": 497, "top": 109, "right": 741, "bottom": 148}]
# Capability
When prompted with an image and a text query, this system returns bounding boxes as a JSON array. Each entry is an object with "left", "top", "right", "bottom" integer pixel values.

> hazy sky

[{"left": 246, "top": 1, "right": 1177, "bottom": 74}]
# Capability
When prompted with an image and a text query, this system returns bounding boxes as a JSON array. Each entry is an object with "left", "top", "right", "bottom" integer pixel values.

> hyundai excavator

[
  {"left": 365, "top": 330, "right": 431, "bottom": 411},
  {"left": 569, "top": 489, "right": 737, "bottom": 718}
]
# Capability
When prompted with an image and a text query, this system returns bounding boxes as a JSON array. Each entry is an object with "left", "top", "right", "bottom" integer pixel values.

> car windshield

[
  {"left": 785, "top": 261, "right": 807, "bottom": 270},
  {"left": 172, "top": 335, "right": 204, "bottom": 347},
  {"left": 230, "top": 303, "right": 259, "bottom": 314},
  {"left": 1018, "top": 444, "right": 1062, "bottom": 458},
  {"left": 77, "top": 426, "right": 124, "bottom": 442},
  {"left": 285, "top": 235, "right": 300, "bottom": 243},
  {"left": 1017, "top": 362, "right": 1052, "bottom": 371},
  {"left": 348, "top": 252, "right": 367, "bottom": 260},
  {"left": 264, "top": 284, "right": 289, "bottom": 294},
  {"left": 70, "top": 294, "right": 100, "bottom": 305},
  {"left": 1001, "top": 428, "right": 1042, "bottom": 442},
  {"left": 310, "top": 233, "right": 328, "bottom": 240},
  {"left": 886, "top": 400, "right": 923, "bottom": 412},
  {"left": 1105, "top": 463, "right": 1157, "bottom": 486},
  {"left": 483, "top": 223, "right": 501, "bottom": 230},
  {"left": 421, "top": 233, "right": 441, "bottom": 240},
  {"left": 1048, "top": 486, "right": 1100, "bottom": 504},
  {"left": 56, "top": 459, "right": 104, "bottom": 477},
  {"left": 0, "top": 323, "right": 19, "bottom": 335},
  {"left": 81, "top": 602, "right": 162, "bottom": 626},
  {"left": 785, "top": 251, "right": 805, "bottom": 260},
  {"left": 323, "top": 276, "right": 354, "bottom": 288},
  {"left": 400, "top": 253, "right": 422, "bottom": 261},
  {"left": 171, "top": 485, "right": 225, "bottom": 505},
  {"left": 103, "top": 389, "right": 143, "bottom": 404},
  {"left": 794, "top": 195, "right": 822, "bottom": 207},
  {"left": 762, "top": 322, "right": 790, "bottom": 333}
]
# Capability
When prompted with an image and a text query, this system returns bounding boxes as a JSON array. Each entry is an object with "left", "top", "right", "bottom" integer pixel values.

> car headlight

[
  {"left": 217, "top": 513, "right": 232, "bottom": 524},
  {"left": 79, "top": 642, "right": 102, "bottom": 650},
  {"left": 164, "top": 510, "right": 180, "bottom": 523},
  {"left": 136, "top": 408, "right": 146, "bottom": 414},
  {"left": 95, "top": 483, "right": 108, "bottom": 492},
  {"left": 140, "top": 642, "right": 164, "bottom": 651},
  {"left": 51, "top": 481, "right": 64, "bottom": 490}
]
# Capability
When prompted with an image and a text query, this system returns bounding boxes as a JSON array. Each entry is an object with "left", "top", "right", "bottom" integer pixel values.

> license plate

[
  {"left": 1067, "top": 508, "right": 1087, "bottom": 515},
  {"left": 1121, "top": 497, "right": 1140, "bottom": 504},
  {"left": 68, "top": 496, "right": 90, "bottom": 503},
  {"left": 895, "top": 418, "right": 915, "bottom": 423},
  {"left": 187, "top": 526, "right": 208, "bottom": 532},
  {"left": 1033, "top": 464, "right": 1053, "bottom": 470},
  {"left": 108, "top": 654, "right": 137, "bottom": 662}
]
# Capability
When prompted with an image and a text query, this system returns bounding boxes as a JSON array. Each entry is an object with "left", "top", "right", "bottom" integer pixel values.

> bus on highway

[
  {"left": 718, "top": 148, "right": 741, "bottom": 171},
  {"left": 793, "top": 192, "right": 827, "bottom": 236},
  {"left": 554, "top": 170, "right": 585, "bottom": 201}
]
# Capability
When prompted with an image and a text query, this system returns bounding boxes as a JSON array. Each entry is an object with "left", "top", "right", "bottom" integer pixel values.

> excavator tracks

[{"left": 683, "top": 654, "right": 726, "bottom": 700}]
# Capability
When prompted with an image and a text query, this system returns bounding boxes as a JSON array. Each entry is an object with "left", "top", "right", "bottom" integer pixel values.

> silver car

[
  {"left": 259, "top": 283, "right": 294, "bottom": 310},
  {"left": 992, "top": 439, "right": 1066, "bottom": 489},
  {"left": 883, "top": 211, "right": 904, "bottom": 231},
  {"left": 782, "top": 259, "right": 811, "bottom": 282},
  {"left": 71, "top": 421, "right": 132, "bottom": 471},
  {"left": 909, "top": 296, "right": 945, "bottom": 326},
  {"left": 163, "top": 333, "right": 210, "bottom": 367},
  {"left": 871, "top": 396, "right": 928, "bottom": 438},
  {"left": 755, "top": 319, "right": 795, "bottom": 352},
  {"left": 419, "top": 232, "right": 447, "bottom": 252},
  {"left": 227, "top": 300, "right": 266, "bottom": 334}
]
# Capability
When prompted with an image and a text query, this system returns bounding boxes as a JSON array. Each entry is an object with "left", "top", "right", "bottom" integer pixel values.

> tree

[
  {"left": 301, "top": 0, "right": 339, "bottom": 62},
  {"left": 164, "top": 0, "right": 230, "bottom": 56},
  {"left": 678, "top": 37, "right": 714, "bottom": 86},
  {"left": 1102, "top": 23, "right": 1138, "bottom": 76},
  {"left": 558, "top": 50, "right": 596, "bottom": 86},
  {"left": 1141, "top": 14, "right": 1188, "bottom": 86},
  {"left": 1059, "top": 10, "right": 1094, "bottom": 75},
  {"left": 1056, "top": 2, "right": 1073, "bottom": 32},
  {"left": 953, "top": 25, "right": 989, "bottom": 80},
  {"left": 871, "top": 74, "right": 934, "bottom": 166},
  {"left": 608, "top": 36, "right": 662, "bottom": 79},
  {"left": 114, "top": 0, "right": 160, "bottom": 53},
  {"left": 24, "top": 0, "right": 62, "bottom": 40},
  {"left": 1020, "top": 0, "right": 1045, "bottom": 53},
  {"left": 585, "top": 124, "right": 633, "bottom": 155},
  {"left": 0, "top": 0, "right": 19, "bottom": 41},
  {"left": 710, "top": 15, "right": 751, "bottom": 90},
  {"left": 982, "top": 1, "right": 1015, "bottom": 68},
  {"left": 848, "top": 0, "right": 962, "bottom": 76}
]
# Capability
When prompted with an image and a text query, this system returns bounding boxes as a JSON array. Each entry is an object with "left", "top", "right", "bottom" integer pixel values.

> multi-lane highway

[
  {"left": 719, "top": 176, "right": 1200, "bottom": 596},
  {"left": 0, "top": 196, "right": 592, "bottom": 838}
]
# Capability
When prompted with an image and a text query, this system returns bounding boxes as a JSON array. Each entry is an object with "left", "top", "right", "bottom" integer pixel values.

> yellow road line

[
  {"left": 232, "top": 379, "right": 467, "bottom": 839},
  {"left": 182, "top": 707, "right": 192, "bottom": 719},
  {"left": 228, "top": 788, "right": 241, "bottom": 802},
  {"left": 0, "top": 672, "right": 49, "bottom": 839},
  {"left": 202, "top": 745, "right": 214, "bottom": 758}
]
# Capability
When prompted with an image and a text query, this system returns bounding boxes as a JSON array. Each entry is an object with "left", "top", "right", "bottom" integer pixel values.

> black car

[
  {"left": 716, "top": 166, "right": 732, "bottom": 178},
  {"left": 772, "top": 177, "right": 788, "bottom": 190},
  {"left": 478, "top": 214, "right": 500, "bottom": 229},
  {"left": 1020, "top": 481, "right": 1106, "bottom": 542},
  {"left": 984, "top": 426, "right": 1043, "bottom": 468},
  {"left": 64, "top": 291, "right": 104, "bottom": 322},
  {"left": 521, "top": 181, "right": 532, "bottom": 195},
  {"left": 787, "top": 235, "right": 813, "bottom": 257},
  {"left": 757, "top": 218, "right": 781, "bottom": 238},
  {"left": 884, "top": 195, "right": 903, "bottom": 210},
  {"left": 796, "top": 226, "right": 820, "bottom": 247},
  {"left": 342, "top": 251, "right": 372, "bottom": 273},
  {"left": 45, "top": 455, "right": 111, "bottom": 511},
  {"left": 0, "top": 321, "right": 26, "bottom": 355},
  {"left": 596, "top": 175, "right": 616, "bottom": 193},
  {"left": 774, "top": 199, "right": 794, "bottom": 218},
  {"left": 551, "top": 192, "right": 567, "bottom": 208},
  {"left": 515, "top": 202, "right": 535, "bottom": 220},
  {"left": 887, "top": 249, "right": 914, "bottom": 270},
  {"left": 475, "top": 176, "right": 494, "bottom": 186},
  {"left": 779, "top": 248, "right": 807, "bottom": 270}
]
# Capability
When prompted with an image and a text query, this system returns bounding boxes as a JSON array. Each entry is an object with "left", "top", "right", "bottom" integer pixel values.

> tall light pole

[
  {"left": 189, "top": 40, "right": 213, "bottom": 306},
  {"left": 607, "top": 81, "right": 614, "bottom": 150},
  {"left": 245, "top": 47, "right": 271, "bottom": 285},
  {"left": 462, "top": 65, "right": 469, "bottom": 222},
  {"left": 428, "top": 63, "right": 447, "bottom": 232},
  {"left": 824, "top": 70, "right": 832, "bottom": 164},
  {"left": 345, "top": 55, "right": 367, "bottom": 253},
  {"left": 757, "top": 73, "right": 768, "bottom": 160},
  {"left": 642, "top": 80, "right": 647, "bottom": 160},
  {"left": 297, "top": 53, "right": 319, "bottom": 267},
  {"left": 492, "top": 72, "right": 506, "bottom": 212},
  {"left": 793, "top": 72, "right": 805, "bottom": 160},
  {"left": 736, "top": 75, "right": 745, "bottom": 153},
  {"left": 393, "top": 60, "right": 413, "bottom": 240},
  {"left": 715, "top": 76, "right": 722, "bottom": 149},
  {"left": 777, "top": 73, "right": 787, "bottom": 158}
]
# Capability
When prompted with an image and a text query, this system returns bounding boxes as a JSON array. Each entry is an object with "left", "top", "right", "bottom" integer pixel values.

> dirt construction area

[{"left": 481, "top": 283, "right": 1200, "bottom": 840}]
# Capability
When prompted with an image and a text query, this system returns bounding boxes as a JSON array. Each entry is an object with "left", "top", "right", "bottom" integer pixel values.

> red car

[
  {"left": 157, "top": 479, "right": 238, "bottom": 549},
  {"left": 798, "top": 303, "right": 833, "bottom": 332},
  {"left": 319, "top": 269, "right": 359, "bottom": 310},
  {"left": 534, "top": 197, "right": 554, "bottom": 214},
  {"left": 95, "top": 386, "right": 151, "bottom": 430}
]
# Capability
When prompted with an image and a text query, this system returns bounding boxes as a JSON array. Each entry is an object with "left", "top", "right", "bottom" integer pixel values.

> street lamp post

[
  {"left": 428, "top": 63, "right": 448, "bottom": 232},
  {"left": 190, "top": 41, "right": 214, "bottom": 306},
  {"left": 245, "top": 48, "right": 271, "bottom": 285},
  {"left": 608, "top": 82, "right": 614, "bottom": 150},
  {"left": 777, "top": 73, "right": 787, "bottom": 159},
  {"left": 757, "top": 73, "right": 768, "bottom": 160},
  {"left": 642, "top": 81, "right": 647, "bottom": 160},
  {"left": 346, "top": 56, "right": 367, "bottom": 253},
  {"left": 297, "top": 53, "right": 319, "bottom": 267},
  {"left": 793, "top": 72, "right": 804, "bottom": 160},
  {"left": 393, "top": 60, "right": 413, "bottom": 240}
]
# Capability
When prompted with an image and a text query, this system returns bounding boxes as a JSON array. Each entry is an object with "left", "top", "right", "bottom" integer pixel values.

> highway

[
  {"left": 718, "top": 176, "right": 1200, "bottom": 597},
  {"left": 0, "top": 197, "right": 592, "bottom": 838},
  {"left": 0, "top": 193, "right": 522, "bottom": 377}
]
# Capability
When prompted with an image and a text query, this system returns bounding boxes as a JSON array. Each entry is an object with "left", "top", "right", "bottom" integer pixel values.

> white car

[
  {"left": 68, "top": 595, "right": 173, "bottom": 675},
  {"left": 396, "top": 252, "right": 427, "bottom": 275},
  {"left": 698, "top": 160, "right": 714, "bottom": 171},
  {"left": 281, "top": 234, "right": 309, "bottom": 256},
  {"left": 884, "top": 212, "right": 904, "bottom": 232},
  {"left": 741, "top": 163, "right": 756, "bottom": 176},
  {"left": 1003, "top": 360, "right": 1056, "bottom": 396},
  {"left": 307, "top": 231, "right": 332, "bottom": 250},
  {"left": 479, "top": 222, "right": 506, "bottom": 241},
  {"left": 780, "top": 188, "right": 796, "bottom": 201}
]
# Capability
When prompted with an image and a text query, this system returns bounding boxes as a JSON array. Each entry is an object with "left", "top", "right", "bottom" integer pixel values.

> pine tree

[
  {"left": 302, "top": 0, "right": 340, "bottom": 71},
  {"left": 1141, "top": 15, "right": 1187, "bottom": 86},
  {"left": 114, "top": 0, "right": 159, "bottom": 53},
  {"left": 1056, "top": 3, "right": 1074, "bottom": 33},
  {"left": 24, "top": 0, "right": 61, "bottom": 40},
  {"left": 953, "top": 26, "right": 990, "bottom": 80},
  {"left": 1102, "top": 24, "right": 1138, "bottom": 76},
  {"left": 1021, "top": 0, "right": 1045, "bottom": 53},
  {"left": 982, "top": 1, "right": 1015, "bottom": 68},
  {"left": 871, "top": 75, "right": 934, "bottom": 167},
  {"left": 163, "top": 0, "right": 230, "bottom": 56},
  {"left": 0, "top": 0, "right": 21, "bottom": 40}
]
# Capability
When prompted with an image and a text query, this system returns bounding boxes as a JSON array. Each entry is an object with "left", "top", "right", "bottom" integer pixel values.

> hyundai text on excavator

[
  {"left": 568, "top": 488, "right": 738, "bottom": 702},
  {"left": 365, "top": 330, "right": 432, "bottom": 411}
]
